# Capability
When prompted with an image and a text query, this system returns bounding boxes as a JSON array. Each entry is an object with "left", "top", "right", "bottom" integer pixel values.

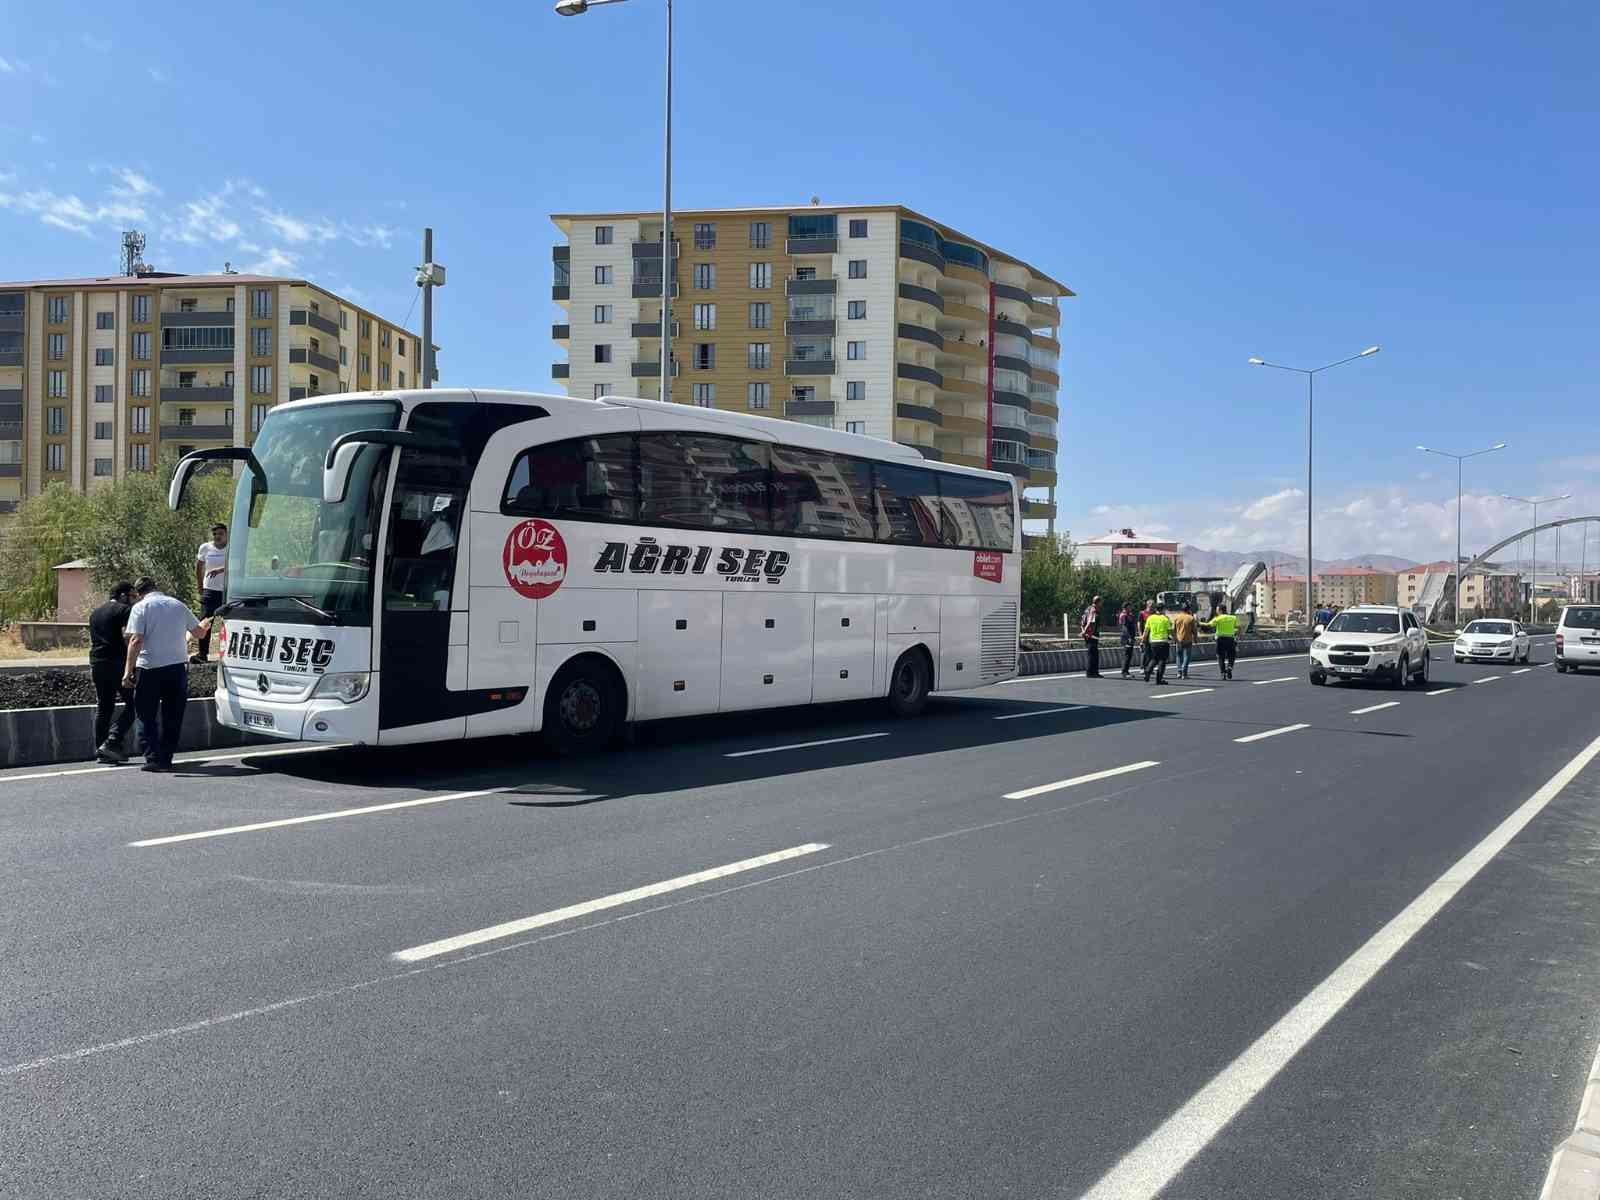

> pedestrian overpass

[{"left": 1415, "top": 515, "right": 1599, "bottom": 624}]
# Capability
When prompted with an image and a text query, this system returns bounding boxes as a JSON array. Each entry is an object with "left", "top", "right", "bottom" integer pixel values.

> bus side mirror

[
  {"left": 169, "top": 446, "right": 258, "bottom": 511},
  {"left": 168, "top": 455, "right": 203, "bottom": 511},
  {"left": 323, "top": 441, "right": 363, "bottom": 504}
]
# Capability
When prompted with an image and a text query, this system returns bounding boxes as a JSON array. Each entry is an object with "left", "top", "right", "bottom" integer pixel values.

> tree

[
  {"left": 0, "top": 483, "right": 94, "bottom": 621},
  {"left": 1020, "top": 536, "right": 1180, "bottom": 634},
  {"left": 79, "top": 456, "right": 235, "bottom": 608}
]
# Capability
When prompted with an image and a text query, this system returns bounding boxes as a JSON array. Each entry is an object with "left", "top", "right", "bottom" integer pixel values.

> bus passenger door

[
  {"left": 636, "top": 590, "right": 722, "bottom": 719},
  {"left": 813, "top": 594, "right": 875, "bottom": 702},
  {"left": 721, "top": 593, "right": 814, "bottom": 711}
]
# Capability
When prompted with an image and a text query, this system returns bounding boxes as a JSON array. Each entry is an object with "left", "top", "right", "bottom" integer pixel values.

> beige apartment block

[
  {"left": 549, "top": 204, "right": 1071, "bottom": 528},
  {"left": 0, "top": 272, "right": 428, "bottom": 514}
]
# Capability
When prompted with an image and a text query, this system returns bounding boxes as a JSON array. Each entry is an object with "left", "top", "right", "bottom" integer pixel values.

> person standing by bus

[
  {"left": 1118, "top": 603, "right": 1139, "bottom": 678},
  {"left": 1172, "top": 602, "right": 1198, "bottom": 680},
  {"left": 193, "top": 523, "right": 229, "bottom": 663},
  {"left": 1203, "top": 601, "right": 1239, "bottom": 680},
  {"left": 1080, "top": 594, "right": 1102, "bottom": 678},
  {"left": 1143, "top": 603, "right": 1173, "bottom": 685},
  {"left": 122, "top": 577, "right": 205, "bottom": 772},
  {"left": 89, "top": 580, "right": 137, "bottom": 764}
]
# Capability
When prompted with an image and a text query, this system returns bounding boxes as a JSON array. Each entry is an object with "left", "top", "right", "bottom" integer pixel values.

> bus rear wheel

[
  {"left": 887, "top": 648, "right": 932, "bottom": 718},
  {"left": 543, "top": 658, "right": 624, "bottom": 755}
]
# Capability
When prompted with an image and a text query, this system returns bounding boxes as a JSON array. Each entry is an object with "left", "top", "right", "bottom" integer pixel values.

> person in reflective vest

[
  {"left": 1203, "top": 602, "right": 1240, "bottom": 680},
  {"left": 1142, "top": 603, "right": 1173, "bottom": 685}
]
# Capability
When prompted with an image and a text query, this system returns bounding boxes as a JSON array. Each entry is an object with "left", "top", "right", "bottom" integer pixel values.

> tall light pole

[
  {"left": 1417, "top": 442, "right": 1505, "bottom": 627},
  {"left": 557, "top": 0, "right": 673, "bottom": 403},
  {"left": 1248, "top": 346, "right": 1380, "bottom": 628},
  {"left": 1502, "top": 493, "right": 1570, "bottom": 624},
  {"left": 416, "top": 228, "right": 445, "bottom": 389}
]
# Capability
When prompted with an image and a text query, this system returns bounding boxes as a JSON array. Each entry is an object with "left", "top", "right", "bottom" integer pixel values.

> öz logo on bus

[{"left": 503, "top": 518, "right": 568, "bottom": 599}]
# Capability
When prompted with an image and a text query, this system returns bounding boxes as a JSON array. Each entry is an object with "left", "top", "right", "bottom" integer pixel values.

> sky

[{"left": 2, "top": 1, "right": 1597, "bottom": 564}]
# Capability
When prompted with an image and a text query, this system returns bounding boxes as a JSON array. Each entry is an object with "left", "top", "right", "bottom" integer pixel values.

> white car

[
  {"left": 1453, "top": 618, "right": 1530, "bottom": 664},
  {"left": 1556, "top": 604, "right": 1600, "bottom": 674},
  {"left": 1309, "top": 604, "right": 1431, "bottom": 688}
]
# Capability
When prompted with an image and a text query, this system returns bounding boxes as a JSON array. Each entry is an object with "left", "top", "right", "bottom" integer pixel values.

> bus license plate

[{"left": 242, "top": 710, "right": 275, "bottom": 730}]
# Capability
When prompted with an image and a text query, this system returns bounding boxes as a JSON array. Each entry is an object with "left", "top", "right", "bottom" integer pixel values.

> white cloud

[
  {"left": 244, "top": 246, "right": 299, "bottom": 274},
  {"left": 0, "top": 187, "right": 146, "bottom": 236},
  {"left": 1241, "top": 487, "right": 1305, "bottom": 522},
  {"left": 260, "top": 210, "right": 337, "bottom": 244},
  {"left": 0, "top": 56, "right": 22, "bottom": 74},
  {"left": 109, "top": 168, "right": 159, "bottom": 199},
  {"left": 167, "top": 185, "right": 243, "bottom": 244}
]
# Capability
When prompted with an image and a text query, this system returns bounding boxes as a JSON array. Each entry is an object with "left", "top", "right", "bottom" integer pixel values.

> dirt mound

[{"left": 0, "top": 664, "right": 219, "bottom": 711}]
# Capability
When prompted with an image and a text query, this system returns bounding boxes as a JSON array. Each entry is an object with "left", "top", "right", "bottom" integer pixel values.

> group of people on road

[
  {"left": 1078, "top": 595, "right": 1243, "bottom": 686},
  {"left": 85, "top": 526, "right": 226, "bottom": 772}
]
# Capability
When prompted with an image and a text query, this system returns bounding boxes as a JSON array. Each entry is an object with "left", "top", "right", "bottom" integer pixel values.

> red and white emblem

[{"left": 503, "top": 519, "right": 568, "bottom": 599}]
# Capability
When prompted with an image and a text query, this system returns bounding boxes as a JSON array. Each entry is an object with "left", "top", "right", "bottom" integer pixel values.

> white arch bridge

[{"left": 1416, "top": 515, "right": 1600, "bottom": 623}]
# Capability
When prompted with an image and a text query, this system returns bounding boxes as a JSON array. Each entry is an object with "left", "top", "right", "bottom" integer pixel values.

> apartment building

[
  {"left": 549, "top": 205, "right": 1070, "bottom": 527},
  {"left": 1074, "top": 528, "right": 1181, "bottom": 570},
  {"left": 1251, "top": 566, "right": 1398, "bottom": 619},
  {"left": 0, "top": 271, "right": 427, "bottom": 512}
]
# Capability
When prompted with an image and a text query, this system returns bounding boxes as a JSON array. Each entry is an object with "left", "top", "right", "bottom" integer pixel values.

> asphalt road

[{"left": 3, "top": 638, "right": 1599, "bottom": 1198}]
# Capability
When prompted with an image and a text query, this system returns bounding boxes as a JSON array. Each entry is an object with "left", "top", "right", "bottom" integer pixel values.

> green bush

[
  {"left": 1021, "top": 536, "right": 1178, "bottom": 633},
  {"left": 0, "top": 483, "right": 94, "bottom": 621}
]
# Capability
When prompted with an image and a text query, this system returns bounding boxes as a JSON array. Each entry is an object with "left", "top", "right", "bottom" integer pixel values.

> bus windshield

[{"left": 226, "top": 399, "right": 400, "bottom": 623}]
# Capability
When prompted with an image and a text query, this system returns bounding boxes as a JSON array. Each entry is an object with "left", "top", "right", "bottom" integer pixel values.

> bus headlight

[{"left": 313, "top": 672, "right": 370, "bottom": 703}]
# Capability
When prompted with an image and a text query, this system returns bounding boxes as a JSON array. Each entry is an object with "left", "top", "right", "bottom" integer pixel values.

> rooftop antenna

[{"left": 119, "top": 230, "right": 148, "bottom": 276}]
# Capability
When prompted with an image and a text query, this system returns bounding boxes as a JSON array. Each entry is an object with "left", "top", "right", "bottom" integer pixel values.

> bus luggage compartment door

[
  {"left": 721, "top": 593, "right": 815, "bottom": 711},
  {"left": 812, "top": 594, "right": 876, "bottom": 702},
  {"left": 637, "top": 590, "right": 723, "bottom": 719}
]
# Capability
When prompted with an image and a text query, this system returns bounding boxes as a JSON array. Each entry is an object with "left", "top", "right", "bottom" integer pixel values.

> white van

[{"left": 1555, "top": 604, "right": 1600, "bottom": 673}]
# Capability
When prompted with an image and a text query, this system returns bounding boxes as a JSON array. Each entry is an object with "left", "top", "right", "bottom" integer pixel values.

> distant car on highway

[
  {"left": 1453, "top": 619, "right": 1530, "bottom": 664},
  {"left": 1309, "top": 604, "right": 1431, "bottom": 688},
  {"left": 1555, "top": 604, "right": 1600, "bottom": 674}
]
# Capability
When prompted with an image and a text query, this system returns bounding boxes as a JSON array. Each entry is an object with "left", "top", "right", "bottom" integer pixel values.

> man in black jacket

[{"left": 90, "top": 581, "right": 137, "bottom": 764}]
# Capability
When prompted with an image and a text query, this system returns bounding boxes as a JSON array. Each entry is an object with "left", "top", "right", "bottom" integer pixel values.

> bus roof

[{"left": 281, "top": 387, "right": 1017, "bottom": 483}]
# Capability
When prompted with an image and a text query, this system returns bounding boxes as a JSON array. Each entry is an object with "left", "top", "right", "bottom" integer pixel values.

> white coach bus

[{"left": 169, "top": 389, "right": 1021, "bottom": 753}]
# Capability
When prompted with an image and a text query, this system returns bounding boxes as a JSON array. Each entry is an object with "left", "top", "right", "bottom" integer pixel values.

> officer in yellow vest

[
  {"left": 1203, "top": 602, "right": 1240, "bottom": 680},
  {"left": 1142, "top": 602, "right": 1173, "bottom": 685}
]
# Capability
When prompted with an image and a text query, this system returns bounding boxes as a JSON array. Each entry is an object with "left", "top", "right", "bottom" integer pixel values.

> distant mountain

[{"left": 1177, "top": 546, "right": 1419, "bottom": 578}]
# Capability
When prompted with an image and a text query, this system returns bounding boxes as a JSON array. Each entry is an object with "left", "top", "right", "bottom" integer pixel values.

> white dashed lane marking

[
  {"left": 1234, "top": 724, "right": 1309, "bottom": 744},
  {"left": 1349, "top": 701, "right": 1400, "bottom": 715}
]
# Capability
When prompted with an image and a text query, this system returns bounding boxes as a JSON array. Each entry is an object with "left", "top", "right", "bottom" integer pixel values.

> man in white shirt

[
  {"left": 194, "top": 523, "right": 229, "bottom": 663},
  {"left": 122, "top": 577, "right": 206, "bottom": 772}
]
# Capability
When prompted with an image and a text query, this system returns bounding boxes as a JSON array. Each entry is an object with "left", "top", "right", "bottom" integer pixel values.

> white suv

[
  {"left": 1555, "top": 604, "right": 1600, "bottom": 674},
  {"left": 1309, "top": 605, "right": 1431, "bottom": 688}
]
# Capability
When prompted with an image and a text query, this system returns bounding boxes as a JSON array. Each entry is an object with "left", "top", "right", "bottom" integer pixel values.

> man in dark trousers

[
  {"left": 193, "top": 522, "right": 229, "bottom": 663},
  {"left": 89, "top": 580, "right": 137, "bottom": 764},
  {"left": 122, "top": 577, "right": 206, "bottom": 772},
  {"left": 1080, "top": 594, "right": 1102, "bottom": 678}
]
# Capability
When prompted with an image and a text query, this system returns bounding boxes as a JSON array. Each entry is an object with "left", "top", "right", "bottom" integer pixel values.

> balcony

[
  {"left": 0, "top": 312, "right": 23, "bottom": 333},
  {"left": 897, "top": 282, "right": 944, "bottom": 312},
  {"left": 632, "top": 360, "right": 680, "bottom": 377},
  {"left": 895, "top": 362, "right": 942, "bottom": 388},
  {"left": 630, "top": 320, "right": 680, "bottom": 339},
  {"left": 289, "top": 348, "right": 341, "bottom": 373},
  {"left": 631, "top": 279, "right": 679, "bottom": 299},
  {"left": 552, "top": 285, "right": 570, "bottom": 301},
  {"left": 786, "top": 236, "right": 837, "bottom": 256},
  {"left": 552, "top": 324, "right": 570, "bottom": 342},
  {"left": 0, "top": 388, "right": 20, "bottom": 410},
  {"left": 784, "top": 355, "right": 835, "bottom": 376},
  {"left": 994, "top": 316, "right": 1035, "bottom": 343},
  {"left": 161, "top": 346, "right": 233, "bottom": 365},
  {"left": 1021, "top": 499, "right": 1056, "bottom": 520},
  {"left": 895, "top": 402, "right": 943, "bottom": 427},
  {"left": 0, "top": 499, "right": 16, "bottom": 513},
  {"left": 992, "top": 282, "right": 1034, "bottom": 306},
  {"left": 786, "top": 399, "right": 836, "bottom": 418},
  {"left": 897, "top": 322, "right": 943, "bottom": 351},
  {"left": 161, "top": 423, "right": 232, "bottom": 441},
  {"left": 631, "top": 240, "right": 681, "bottom": 258},
  {"left": 785, "top": 318, "right": 835, "bottom": 336},
  {"left": 899, "top": 237, "right": 945, "bottom": 272},
  {"left": 161, "top": 386, "right": 232, "bottom": 404},
  {"left": 786, "top": 276, "right": 836, "bottom": 296},
  {"left": 0, "top": 463, "right": 20, "bottom": 478},
  {"left": 161, "top": 309, "right": 234, "bottom": 328},
  {"left": 290, "top": 309, "right": 342, "bottom": 337},
  {"left": 552, "top": 363, "right": 569, "bottom": 379}
]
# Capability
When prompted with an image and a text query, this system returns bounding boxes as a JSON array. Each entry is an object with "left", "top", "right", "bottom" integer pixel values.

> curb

[
  {"left": 0, "top": 700, "right": 262, "bottom": 769},
  {"left": 1019, "top": 638, "right": 1312, "bottom": 677},
  {"left": 1539, "top": 1036, "right": 1600, "bottom": 1199}
]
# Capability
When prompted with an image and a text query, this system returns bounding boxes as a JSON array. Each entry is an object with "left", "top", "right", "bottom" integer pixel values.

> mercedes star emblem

[{"left": 257, "top": 673, "right": 270, "bottom": 695}]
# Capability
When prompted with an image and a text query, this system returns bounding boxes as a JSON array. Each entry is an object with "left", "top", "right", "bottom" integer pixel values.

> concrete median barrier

[
  {"left": 0, "top": 700, "right": 261, "bottom": 769},
  {"left": 1019, "top": 637, "right": 1312, "bottom": 677}
]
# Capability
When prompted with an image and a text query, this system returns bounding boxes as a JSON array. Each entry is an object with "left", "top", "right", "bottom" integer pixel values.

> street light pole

[
  {"left": 557, "top": 0, "right": 673, "bottom": 403},
  {"left": 1248, "top": 346, "right": 1380, "bottom": 628},
  {"left": 1503, "top": 493, "right": 1570, "bottom": 624},
  {"left": 1417, "top": 442, "right": 1505, "bottom": 627}
]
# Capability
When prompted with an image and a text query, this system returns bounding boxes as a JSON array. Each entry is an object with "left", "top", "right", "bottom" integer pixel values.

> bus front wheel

[
  {"left": 543, "top": 657, "right": 624, "bottom": 755},
  {"left": 887, "top": 648, "right": 933, "bottom": 718}
]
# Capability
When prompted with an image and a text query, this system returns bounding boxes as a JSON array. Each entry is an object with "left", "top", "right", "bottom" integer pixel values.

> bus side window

[
  {"left": 770, "top": 445, "right": 872, "bottom": 540},
  {"left": 638, "top": 432, "right": 771, "bottom": 532},
  {"left": 872, "top": 462, "right": 941, "bottom": 545},
  {"left": 937, "top": 473, "right": 1015, "bottom": 551},
  {"left": 503, "top": 435, "right": 637, "bottom": 522}
]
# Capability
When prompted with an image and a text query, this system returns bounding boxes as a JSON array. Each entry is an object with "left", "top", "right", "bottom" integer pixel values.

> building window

[
  {"left": 94, "top": 384, "right": 113, "bottom": 403},
  {"left": 226, "top": 297, "right": 235, "bottom": 312},
  {"left": 46, "top": 444, "right": 65, "bottom": 472},
  {"left": 339, "top": 346, "right": 348, "bottom": 366},
  {"left": 593, "top": 383, "right": 612, "bottom": 399},
  {"left": 379, "top": 363, "right": 391, "bottom": 385},
  {"left": 693, "top": 303, "right": 716, "bottom": 331},
  {"left": 398, "top": 370, "right": 406, "bottom": 388},
  {"left": 250, "top": 403, "right": 269, "bottom": 433},
  {"left": 749, "top": 221, "right": 771, "bottom": 249},
  {"left": 594, "top": 225, "right": 613, "bottom": 245},
  {"left": 747, "top": 382, "right": 770, "bottom": 409},
  {"left": 846, "top": 380, "right": 865, "bottom": 402},
  {"left": 693, "top": 223, "right": 716, "bottom": 249},
  {"left": 380, "top": 328, "right": 391, "bottom": 349},
  {"left": 849, "top": 219, "right": 868, "bottom": 238},
  {"left": 94, "top": 421, "right": 113, "bottom": 440},
  {"left": 47, "top": 370, "right": 66, "bottom": 398},
  {"left": 162, "top": 326, "right": 235, "bottom": 353},
  {"left": 131, "top": 369, "right": 151, "bottom": 398},
  {"left": 396, "top": 337, "right": 406, "bottom": 356},
  {"left": 250, "top": 288, "right": 273, "bottom": 318},
  {"left": 750, "top": 262, "right": 772, "bottom": 289},
  {"left": 47, "top": 297, "right": 68, "bottom": 324},
  {"left": 359, "top": 352, "right": 371, "bottom": 375},
  {"left": 594, "top": 304, "right": 614, "bottom": 324},
  {"left": 131, "top": 294, "right": 151, "bottom": 324},
  {"left": 847, "top": 300, "right": 867, "bottom": 320},
  {"left": 47, "top": 333, "right": 66, "bottom": 360},
  {"left": 130, "top": 443, "right": 150, "bottom": 471},
  {"left": 340, "top": 310, "right": 349, "bottom": 330},
  {"left": 847, "top": 341, "right": 866, "bottom": 360},
  {"left": 250, "top": 365, "right": 272, "bottom": 395},
  {"left": 359, "top": 317, "right": 371, "bottom": 339},
  {"left": 177, "top": 408, "right": 196, "bottom": 427},
  {"left": 94, "top": 347, "right": 114, "bottom": 366},
  {"left": 748, "top": 302, "right": 771, "bottom": 330},
  {"left": 132, "top": 332, "right": 151, "bottom": 360},
  {"left": 693, "top": 263, "right": 716, "bottom": 289},
  {"left": 846, "top": 421, "right": 867, "bottom": 434},
  {"left": 180, "top": 298, "right": 198, "bottom": 312},
  {"left": 747, "top": 343, "right": 770, "bottom": 369},
  {"left": 96, "top": 311, "right": 115, "bottom": 330},
  {"left": 594, "top": 344, "right": 612, "bottom": 364},
  {"left": 131, "top": 406, "right": 150, "bottom": 434},
  {"left": 94, "top": 458, "right": 113, "bottom": 477},
  {"left": 595, "top": 264, "right": 612, "bottom": 285},
  {"left": 692, "top": 383, "right": 715, "bottom": 407},
  {"left": 693, "top": 343, "right": 715, "bottom": 370},
  {"left": 47, "top": 407, "right": 65, "bottom": 434},
  {"left": 848, "top": 259, "right": 867, "bottom": 279}
]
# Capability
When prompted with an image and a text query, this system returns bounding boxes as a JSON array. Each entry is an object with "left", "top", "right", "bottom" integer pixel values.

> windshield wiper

[
  {"left": 282, "top": 596, "right": 340, "bottom": 624},
  {"left": 215, "top": 595, "right": 340, "bottom": 624}
]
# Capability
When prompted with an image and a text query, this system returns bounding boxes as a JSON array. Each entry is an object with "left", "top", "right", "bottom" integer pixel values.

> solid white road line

[
  {"left": 1233, "top": 723, "right": 1309, "bottom": 744},
  {"left": 392, "top": 842, "right": 830, "bottom": 963},
  {"left": 1253, "top": 676, "right": 1298, "bottom": 686},
  {"left": 1349, "top": 701, "right": 1400, "bottom": 715},
  {"left": 993, "top": 706, "right": 1089, "bottom": 721},
  {"left": 1073, "top": 727, "right": 1600, "bottom": 1200},
  {"left": 1474, "top": 675, "right": 1501, "bottom": 685},
  {"left": 724, "top": 733, "right": 888, "bottom": 758},
  {"left": 1, "top": 742, "right": 342, "bottom": 787},
  {"left": 130, "top": 785, "right": 516, "bottom": 848},
  {"left": 1003, "top": 760, "right": 1160, "bottom": 801},
  {"left": 1148, "top": 688, "right": 1213, "bottom": 700}
]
